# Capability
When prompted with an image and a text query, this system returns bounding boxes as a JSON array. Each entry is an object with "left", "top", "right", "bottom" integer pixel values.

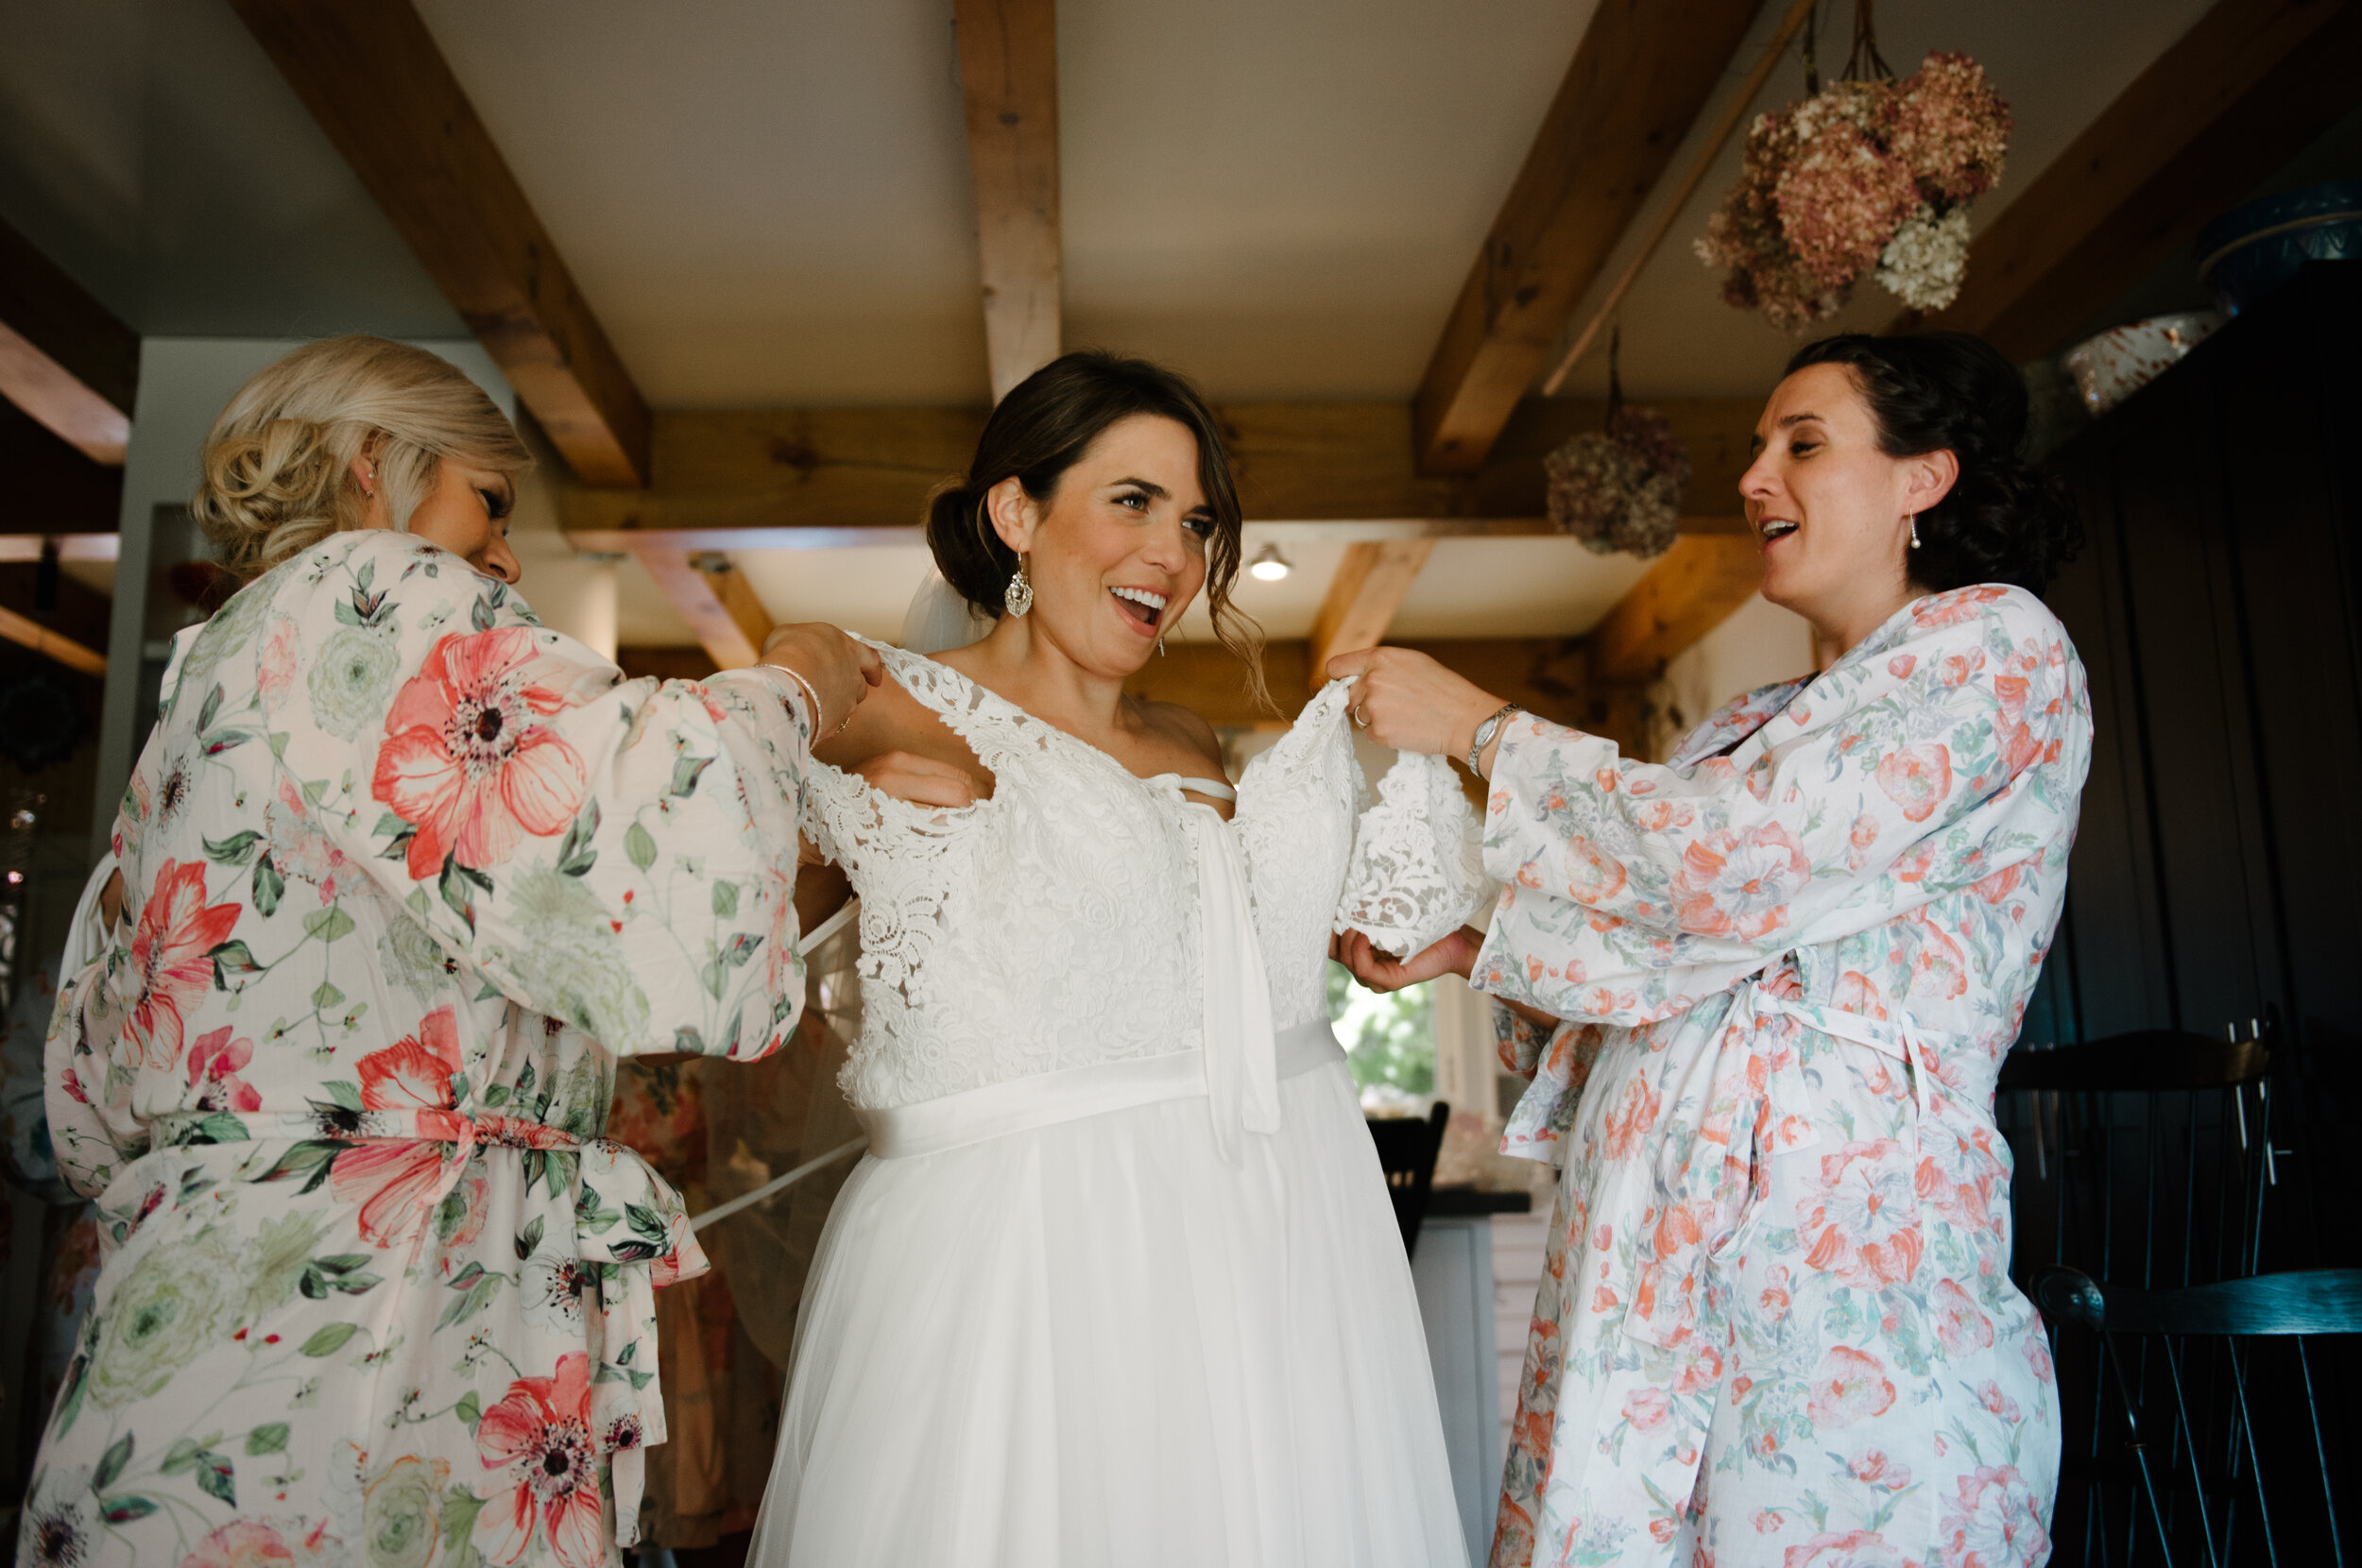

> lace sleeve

[{"left": 1334, "top": 752, "right": 1490, "bottom": 958}]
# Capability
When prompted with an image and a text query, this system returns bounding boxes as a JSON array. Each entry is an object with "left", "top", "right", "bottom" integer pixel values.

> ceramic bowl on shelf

[
  {"left": 2060, "top": 312, "right": 2225, "bottom": 418},
  {"left": 2196, "top": 179, "right": 2362, "bottom": 316}
]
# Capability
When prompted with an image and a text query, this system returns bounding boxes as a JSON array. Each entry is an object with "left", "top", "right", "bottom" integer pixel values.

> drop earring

[
  {"left": 1908, "top": 512, "right": 1922, "bottom": 550},
  {"left": 1158, "top": 633, "right": 1168, "bottom": 657},
  {"left": 1003, "top": 557, "right": 1034, "bottom": 617}
]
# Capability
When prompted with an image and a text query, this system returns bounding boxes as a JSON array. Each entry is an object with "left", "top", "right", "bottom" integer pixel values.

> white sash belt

[{"left": 857, "top": 1019, "right": 1345, "bottom": 1160}]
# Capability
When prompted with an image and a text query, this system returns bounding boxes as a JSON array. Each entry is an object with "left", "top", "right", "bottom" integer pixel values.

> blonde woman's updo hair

[{"left": 193, "top": 335, "right": 531, "bottom": 583}]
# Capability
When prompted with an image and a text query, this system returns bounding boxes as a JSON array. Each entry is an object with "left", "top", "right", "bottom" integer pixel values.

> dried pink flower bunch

[
  {"left": 1545, "top": 407, "right": 1691, "bottom": 559},
  {"left": 1697, "top": 51, "right": 2011, "bottom": 328}
]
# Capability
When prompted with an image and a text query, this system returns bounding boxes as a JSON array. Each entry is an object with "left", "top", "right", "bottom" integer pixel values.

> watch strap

[{"left": 1467, "top": 704, "right": 1521, "bottom": 775}]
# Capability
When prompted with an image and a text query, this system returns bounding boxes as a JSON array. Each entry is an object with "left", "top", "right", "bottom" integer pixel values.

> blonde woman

[{"left": 26, "top": 336, "right": 876, "bottom": 1568}]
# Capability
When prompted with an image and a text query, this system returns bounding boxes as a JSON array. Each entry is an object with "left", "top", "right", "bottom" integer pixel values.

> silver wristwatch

[{"left": 1466, "top": 704, "right": 1521, "bottom": 775}]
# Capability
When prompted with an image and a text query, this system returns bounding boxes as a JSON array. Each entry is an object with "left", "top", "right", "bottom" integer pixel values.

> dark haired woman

[
  {"left": 1331, "top": 332, "right": 2090, "bottom": 1567},
  {"left": 748, "top": 352, "right": 1474, "bottom": 1565}
]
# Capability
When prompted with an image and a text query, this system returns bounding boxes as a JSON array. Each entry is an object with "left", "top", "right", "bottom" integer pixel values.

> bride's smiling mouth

[{"left": 1110, "top": 585, "right": 1167, "bottom": 635}]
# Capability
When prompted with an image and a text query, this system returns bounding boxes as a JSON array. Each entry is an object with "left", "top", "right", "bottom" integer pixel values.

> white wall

[{"left": 1649, "top": 592, "right": 1814, "bottom": 760}]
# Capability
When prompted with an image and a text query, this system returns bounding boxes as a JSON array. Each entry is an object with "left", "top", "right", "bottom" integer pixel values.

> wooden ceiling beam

[
  {"left": 0, "top": 534, "right": 119, "bottom": 564},
  {"left": 1411, "top": 0, "right": 1766, "bottom": 476},
  {"left": 0, "top": 401, "right": 124, "bottom": 536},
  {"left": 1304, "top": 539, "right": 1434, "bottom": 693},
  {"left": 1125, "top": 636, "right": 1588, "bottom": 732},
  {"left": 629, "top": 548, "right": 770, "bottom": 672},
  {"left": 1587, "top": 534, "right": 1762, "bottom": 685},
  {"left": 0, "top": 559, "right": 111, "bottom": 676},
  {"left": 0, "top": 603, "right": 105, "bottom": 676},
  {"left": 955, "top": 0, "right": 1062, "bottom": 401},
  {"left": 0, "top": 217, "right": 137, "bottom": 465},
  {"left": 229, "top": 0, "right": 651, "bottom": 486},
  {"left": 1895, "top": 0, "right": 2362, "bottom": 360},
  {"left": 560, "top": 399, "right": 1762, "bottom": 547}
]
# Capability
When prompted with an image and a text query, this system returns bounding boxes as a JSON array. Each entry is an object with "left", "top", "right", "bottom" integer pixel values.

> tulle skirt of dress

[{"left": 747, "top": 1059, "right": 1470, "bottom": 1568}]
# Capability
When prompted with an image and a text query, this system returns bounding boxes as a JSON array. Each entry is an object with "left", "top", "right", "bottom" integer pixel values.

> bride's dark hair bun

[{"left": 1786, "top": 332, "right": 2081, "bottom": 595}]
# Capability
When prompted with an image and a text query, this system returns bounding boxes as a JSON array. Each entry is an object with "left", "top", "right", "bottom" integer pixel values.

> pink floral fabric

[
  {"left": 1477, "top": 586, "right": 2088, "bottom": 1567},
  {"left": 29, "top": 532, "right": 816, "bottom": 1567}
]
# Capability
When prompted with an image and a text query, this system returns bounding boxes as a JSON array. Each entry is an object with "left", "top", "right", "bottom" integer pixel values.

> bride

[{"left": 747, "top": 351, "right": 1480, "bottom": 1567}]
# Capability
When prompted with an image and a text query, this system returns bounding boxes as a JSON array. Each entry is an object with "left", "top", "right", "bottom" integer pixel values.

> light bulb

[{"left": 1248, "top": 543, "right": 1292, "bottom": 582}]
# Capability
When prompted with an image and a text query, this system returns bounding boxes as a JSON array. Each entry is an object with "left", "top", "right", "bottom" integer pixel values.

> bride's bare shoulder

[
  {"left": 814, "top": 664, "right": 995, "bottom": 793},
  {"left": 1130, "top": 697, "right": 1223, "bottom": 775}
]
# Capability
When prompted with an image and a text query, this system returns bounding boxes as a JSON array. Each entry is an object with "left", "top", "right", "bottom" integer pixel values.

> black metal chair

[
  {"left": 1365, "top": 1100, "right": 1449, "bottom": 1260},
  {"left": 1996, "top": 1026, "right": 2278, "bottom": 1293},
  {"left": 2033, "top": 1265, "right": 2362, "bottom": 1566},
  {"left": 1995, "top": 1025, "right": 2300, "bottom": 1565}
]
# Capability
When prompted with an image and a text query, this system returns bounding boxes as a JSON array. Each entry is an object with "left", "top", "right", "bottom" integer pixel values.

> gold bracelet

[{"left": 761, "top": 663, "right": 825, "bottom": 735}]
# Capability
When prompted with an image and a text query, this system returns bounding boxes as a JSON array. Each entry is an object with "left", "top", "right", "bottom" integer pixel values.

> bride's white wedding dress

[{"left": 748, "top": 643, "right": 1482, "bottom": 1567}]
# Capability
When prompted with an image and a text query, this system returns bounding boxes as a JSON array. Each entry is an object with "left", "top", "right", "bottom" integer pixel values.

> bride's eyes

[
  {"left": 1112, "top": 490, "right": 1150, "bottom": 512},
  {"left": 1183, "top": 516, "right": 1216, "bottom": 539}
]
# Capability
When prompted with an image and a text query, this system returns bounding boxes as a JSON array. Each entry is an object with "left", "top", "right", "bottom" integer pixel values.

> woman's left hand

[
  {"left": 1326, "top": 646, "right": 1503, "bottom": 761},
  {"left": 1328, "top": 926, "right": 1483, "bottom": 994}
]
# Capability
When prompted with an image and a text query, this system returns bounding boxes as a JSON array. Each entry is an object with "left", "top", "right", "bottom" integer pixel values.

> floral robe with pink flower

[
  {"left": 27, "top": 531, "right": 817, "bottom": 1568},
  {"left": 1477, "top": 585, "right": 2089, "bottom": 1568}
]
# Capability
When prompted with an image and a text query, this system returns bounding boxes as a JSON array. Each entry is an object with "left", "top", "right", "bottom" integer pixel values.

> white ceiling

[
  {"left": 0, "top": 0, "right": 461, "bottom": 336},
  {"left": 402, "top": 0, "right": 2230, "bottom": 645},
  {"left": 0, "top": 0, "right": 2270, "bottom": 647}
]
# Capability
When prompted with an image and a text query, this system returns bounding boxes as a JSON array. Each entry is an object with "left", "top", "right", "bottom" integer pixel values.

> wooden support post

[{"left": 955, "top": 0, "right": 1062, "bottom": 401}]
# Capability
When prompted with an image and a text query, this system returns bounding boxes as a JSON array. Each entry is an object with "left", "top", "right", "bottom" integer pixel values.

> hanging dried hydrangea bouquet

[
  {"left": 1545, "top": 331, "right": 1691, "bottom": 558},
  {"left": 1695, "top": 1, "right": 2011, "bottom": 330}
]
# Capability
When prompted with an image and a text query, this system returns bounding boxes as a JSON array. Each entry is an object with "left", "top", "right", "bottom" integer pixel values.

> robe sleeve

[
  {"left": 1474, "top": 586, "right": 2084, "bottom": 1024},
  {"left": 248, "top": 532, "right": 818, "bottom": 1062}
]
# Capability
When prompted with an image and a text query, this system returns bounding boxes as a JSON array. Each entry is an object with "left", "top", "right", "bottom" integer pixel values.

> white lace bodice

[
  {"left": 802, "top": 651, "right": 1490, "bottom": 1110},
  {"left": 1234, "top": 684, "right": 1365, "bottom": 1031}
]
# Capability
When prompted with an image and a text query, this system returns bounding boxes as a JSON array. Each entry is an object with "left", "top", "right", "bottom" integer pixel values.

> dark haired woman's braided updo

[
  {"left": 1786, "top": 332, "right": 2080, "bottom": 596},
  {"left": 924, "top": 349, "right": 1266, "bottom": 703}
]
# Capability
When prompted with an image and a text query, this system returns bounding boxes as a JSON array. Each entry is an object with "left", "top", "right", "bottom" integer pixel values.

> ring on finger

[{"left": 1352, "top": 703, "right": 1368, "bottom": 728}]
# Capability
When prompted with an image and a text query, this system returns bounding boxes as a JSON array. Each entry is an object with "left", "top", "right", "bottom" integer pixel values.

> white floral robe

[
  {"left": 1475, "top": 586, "right": 2090, "bottom": 1568},
  {"left": 27, "top": 531, "right": 816, "bottom": 1568}
]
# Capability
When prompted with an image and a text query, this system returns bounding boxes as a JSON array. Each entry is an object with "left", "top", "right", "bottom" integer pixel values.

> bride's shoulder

[{"left": 1128, "top": 696, "right": 1223, "bottom": 775}]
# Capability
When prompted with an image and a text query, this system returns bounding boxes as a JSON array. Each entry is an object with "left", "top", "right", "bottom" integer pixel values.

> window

[{"left": 1327, "top": 961, "right": 1434, "bottom": 1113}]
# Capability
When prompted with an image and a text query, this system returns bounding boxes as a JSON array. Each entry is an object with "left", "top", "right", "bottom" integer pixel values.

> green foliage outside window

[{"left": 1326, "top": 962, "right": 1434, "bottom": 1100}]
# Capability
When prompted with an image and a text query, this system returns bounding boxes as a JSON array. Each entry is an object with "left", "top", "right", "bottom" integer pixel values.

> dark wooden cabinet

[
  {"left": 2028, "top": 261, "right": 2362, "bottom": 1563},
  {"left": 2038, "top": 259, "right": 2362, "bottom": 1266}
]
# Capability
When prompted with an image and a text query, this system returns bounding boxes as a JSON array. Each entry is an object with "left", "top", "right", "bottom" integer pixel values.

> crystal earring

[
  {"left": 1003, "top": 558, "right": 1034, "bottom": 617},
  {"left": 1157, "top": 633, "right": 1168, "bottom": 657},
  {"left": 1908, "top": 512, "right": 1922, "bottom": 550}
]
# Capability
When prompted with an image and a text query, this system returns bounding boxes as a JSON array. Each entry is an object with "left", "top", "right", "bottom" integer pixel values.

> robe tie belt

[
  {"left": 1620, "top": 967, "right": 1945, "bottom": 1352},
  {"left": 143, "top": 1102, "right": 696, "bottom": 1550}
]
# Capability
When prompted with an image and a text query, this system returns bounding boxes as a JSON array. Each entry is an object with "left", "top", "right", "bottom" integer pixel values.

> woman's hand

[
  {"left": 854, "top": 751, "right": 983, "bottom": 810},
  {"left": 1328, "top": 925, "right": 1482, "bottom": 994},
  {"left": 761, "top": 623, "right": 883, "bottom": 735},
  {"left": 1326, "top": 646, "right": 1504, "bottom": 763}
]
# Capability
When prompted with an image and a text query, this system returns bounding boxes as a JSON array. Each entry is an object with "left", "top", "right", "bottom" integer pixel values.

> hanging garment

[
  {"left": 31, "top": 530, "right": 820, "bottom": 1568},
  {"left": 749, "top": 649, "right": 1483, "bottom": 1568},
  {"left": 1478, "top": 584, "right": 2091, "bottom": 1568}
]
